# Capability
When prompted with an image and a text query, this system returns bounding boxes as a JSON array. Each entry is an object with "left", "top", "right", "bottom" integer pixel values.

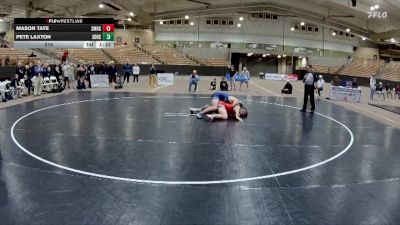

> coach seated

[
  {"left": 281, "top": 81, "right": 293, "bottom": 94},
  {"left": 189, "top": 70, "right": 200, "bottom": 92},
  {"left": 220, "top": 77, "right": 229, "bottom": 91}
]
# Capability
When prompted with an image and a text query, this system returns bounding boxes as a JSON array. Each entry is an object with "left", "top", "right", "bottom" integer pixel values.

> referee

[{"left": 301, "top": 65, "right": 315, "bottom": 113}]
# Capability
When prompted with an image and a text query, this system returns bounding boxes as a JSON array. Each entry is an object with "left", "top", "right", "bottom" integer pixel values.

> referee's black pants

[
  {"left": 124, "top": 72, "right": 130, "bottom": 83},
  {"left": 302, "top": 84, "right": 315, "bottom": 111}
]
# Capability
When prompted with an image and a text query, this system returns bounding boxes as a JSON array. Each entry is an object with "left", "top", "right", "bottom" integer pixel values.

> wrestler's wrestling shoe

[{"left": 190, "top": 108, "right": 201, "bottom": 114}]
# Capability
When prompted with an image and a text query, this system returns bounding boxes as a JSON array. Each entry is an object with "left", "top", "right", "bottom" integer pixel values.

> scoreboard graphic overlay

[{"left": 14, "top": 18, "right": 115, "bottom": 48}]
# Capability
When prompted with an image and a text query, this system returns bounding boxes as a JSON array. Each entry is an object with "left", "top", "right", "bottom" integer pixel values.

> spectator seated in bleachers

[
  {"left": 375, "top": 82, "right": 385, "bottom": 100},
  {"left": 385, "top": 83, "right": 393, "bottom": 98},
  {"left": 220, "top": 77, "right": 229, "bottom": 91},
  {"left": 281, "top": 81, "right": 293, "bottom": 94},
  {"left": 188, "top": 70, "right": 200, "bottom": 92},
  {"left": 28, "top": 52, "right": 36, "bottom": 57},
  {"left": 115, "top": 75, "right": 124, "bottom": 89},
  {"left": 4, "top": 55, "right": 10, "bottom": 66},
  {"left": 209, "top": 78, "right": 217, "bottom": 90}
]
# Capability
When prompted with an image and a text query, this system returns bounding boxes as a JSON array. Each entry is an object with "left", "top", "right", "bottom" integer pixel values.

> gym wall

[
  {"left": 114, "top": 29, "right": 155, "bottom": 45},
  {"left": 155, "top": 14, "right": 359, "bottom": 53}
]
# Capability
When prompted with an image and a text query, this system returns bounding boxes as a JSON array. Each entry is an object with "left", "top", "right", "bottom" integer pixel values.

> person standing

[
  {"left": 42, "top": 63, "right": 50, "bottom": 78},
  {"left": 86, "top": 64, "right": 95, "bottom": 88},
  {"left": 132, "top": 63, "right": 140, "bottom": 83},
  {"left": 385, "top": 83, "right": 392, "bottom": 98},
  {"left": 300, "top": 65, "right": 315, "bottom": 113},
  {"left": 107, "top": 61, "right": 118, "bottom": 87},
  {"left": 316, "top": 75, "right": 325, "bottom": 98},
  {"left": 96, "top": 62, "right": 107, "bottom": 74},
  {"left": 62, "top": 62, "right": 74, "bottom": 89},
  {"left": 10, "top": 74, "right": 21, "bottom": 99},
  {"left": 16, "top": 62, "right": 25, "bottom": 79},
  {"left": 369, "top": 75, "right": 377, "bottom": 102},
  {"left": 149, "top": 63, "right": 157, "bottom": 88},
  {"left": 239, "top": 67, "right": 250, "bottom": 90},
  {"left": 33, "top": 63, "right": 44, "bottom": 96},
  {"left": 122, "top": 61, "right": 132, "bottom": 84},
  {"left": 53, "top": 63, "right": 63, "bottom": 81},
  {"left": 228, "top": 65, "right": 237, "bottom": 91},
  {"left": 61, "top": 50, "right": 68, "bottom": 63},
  {"left": 23, "top": 74, "right": 33, "bottom": 95}
]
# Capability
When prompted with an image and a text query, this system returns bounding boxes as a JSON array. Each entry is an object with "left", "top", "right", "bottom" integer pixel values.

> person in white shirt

[
  {"left": 369, "top": 75, "right": 377, "bottom": 102},
  {"left": 239, "top": 67, "right": 250, "bottom": 90},
  {"left": 301, "top": 65, "right": 315, "bottom": 113},
  {"left": 132, "top": 63, "right": 140, "bottom": 83},
  {"left": 316, "top": 75, "right": 325, "bottom": 98},
  {"left": 62, "top": 62, "right": 75, "bottom": 89}
]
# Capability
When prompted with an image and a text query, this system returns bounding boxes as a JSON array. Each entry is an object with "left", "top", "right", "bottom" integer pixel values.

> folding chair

[
  {"left": 49, "top": 76, "right": 59, "bottom": 91},
  {"left": 43, "top": 77, "right": 51, "bottom": 93},
  {"left": 0, "top": 81, "right": 11, "bottom": 100}
]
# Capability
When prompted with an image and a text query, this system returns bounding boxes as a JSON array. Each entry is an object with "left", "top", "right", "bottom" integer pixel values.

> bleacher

[
  {"left": 379, "top": 61, "right": 400, "bottom": 81},
  {"left": 204, "top": 58, "right": 229, "bottom": 67},
  {"left": 104, "top": 45, "right": 158, "bottom": 64},
  {"left": 52, "top": 49, "right": 110, "bottom": 64},
  {"left": 340, "top": 59, "right": 385, "bottom": 78},
  {"left": 0, "top": 48, "right": 48, "bottom": 65},
  {"left": 141, "top": 45, "right": 198, "bottom": 65},
  {"left": 313, "top": 65, "right": 342, "bottom": 74}
]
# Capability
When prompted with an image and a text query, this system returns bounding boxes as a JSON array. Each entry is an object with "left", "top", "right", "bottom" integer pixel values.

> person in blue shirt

[
  {"left": 122, "top": 61, "right": 132, "bottom": 84},
  {"left": 42, "top": 63, "right": 50, "bottom": 77},
  {"left": 27, "top": 63, "right": 35, "bottom": 78}
]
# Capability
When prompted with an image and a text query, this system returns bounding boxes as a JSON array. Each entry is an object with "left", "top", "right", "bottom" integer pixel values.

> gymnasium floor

[{"left": 0, "top": 77, "right": 400, "bottom": 225}]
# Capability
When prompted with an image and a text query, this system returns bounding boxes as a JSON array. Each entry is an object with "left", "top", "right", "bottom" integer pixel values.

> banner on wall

[
  {"left": 91, "top": 74, "right": 109, "bottom": 88},
  {"left": 263, "top": 73, "right": 299, "bottom": 81},
  {"left": 264, "top": 73, "right": 284, "bottom": 80},
  {"left": 287, "top": 74, "right": 299, "bottom": 81},
  {"left": 329, "top": 86, "right": 361, "bottom": 103},
  {"left": 157, "top": 73, "right": 175, "bottom": 86}
]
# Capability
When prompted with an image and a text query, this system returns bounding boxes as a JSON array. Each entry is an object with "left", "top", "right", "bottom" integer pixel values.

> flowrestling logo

[{"left": 368, "top": 11, "right": 388, "bottom": 19}]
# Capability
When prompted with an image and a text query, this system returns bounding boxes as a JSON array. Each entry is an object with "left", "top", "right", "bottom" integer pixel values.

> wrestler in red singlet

[{"left": 218, "top": 101, "right": 235, "bottom": 115}]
